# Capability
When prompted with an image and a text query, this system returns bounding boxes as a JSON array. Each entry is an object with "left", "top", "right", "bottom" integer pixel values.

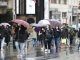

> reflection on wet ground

[{"left": 0, "top": 43, "right": 80, "bottom": 60}]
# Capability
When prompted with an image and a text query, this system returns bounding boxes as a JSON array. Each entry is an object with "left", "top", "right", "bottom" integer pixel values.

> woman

[
  {"left": 78, "top": 28, "right": 80, "bottom": 50},
  {"left": 4, "top": 25, "right": 11, "bottom": 46},
  {"left": 14, "top": 25, "right": 29, "bottom": 57},
  {"left": 45, "top": 26, "right": 53, "bottom": 53},
  {"left": 31, "top": 26, "right": 37, "bottom": 47},
  {"left": 38, "top": 27, "right": 46, "bottom": 46},
  {"left": 53, "top": 27, "right": 61, "bottom": 53}
]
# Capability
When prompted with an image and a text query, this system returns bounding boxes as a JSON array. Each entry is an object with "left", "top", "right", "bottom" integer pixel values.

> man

[
  {"left": 0, "top": 25, "right": 5, "bottom": 51},
  {"left": 14, "top": 25, "right": 29, "bottom": 58}
]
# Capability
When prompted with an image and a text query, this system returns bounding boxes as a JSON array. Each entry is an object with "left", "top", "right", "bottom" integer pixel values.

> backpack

[{"left": 46, "top": 30, "right": 52, "bottom": 39}]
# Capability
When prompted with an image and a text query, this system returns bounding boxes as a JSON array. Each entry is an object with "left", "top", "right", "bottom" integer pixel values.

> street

[{"left": 0, "top": 39, "right": 80, "bottom": 60}]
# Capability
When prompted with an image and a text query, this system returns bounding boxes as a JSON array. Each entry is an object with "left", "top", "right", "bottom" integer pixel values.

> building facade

[
  {"left": 49, "top": 0, "right": 79, "bottom": 25},
  {"left": 0, "top": 0, "right": 13, "bottom": 23},
  {"left": 14, "top": 0, "right": 36, "bottom": 21}
]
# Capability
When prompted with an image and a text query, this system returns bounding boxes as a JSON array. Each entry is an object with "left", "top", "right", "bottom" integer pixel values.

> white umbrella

[
  {"left": 0, "top": 23, "right": 11, "bottom": 27},
  {"left": 31, "top": 23, "right": 41, "bottom": 27},
  {"left": 49, "top": 19, "right": 61, "bottom": 28},
  {"left": 38, "top": 20, "right": 50, "bottom": 26},
  {"left": 78, "top": 23, "right": 80, "bottom": 28},
  {"left": 71, "top": 25, "right": 76, "bottom": 29}
]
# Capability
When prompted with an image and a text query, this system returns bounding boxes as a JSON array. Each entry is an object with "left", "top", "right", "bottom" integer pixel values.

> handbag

[{"left": 61, "top": 38, "right": 67, "bottom": 44}]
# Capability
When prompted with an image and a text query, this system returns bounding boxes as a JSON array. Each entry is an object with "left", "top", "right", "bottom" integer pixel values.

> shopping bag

[{"left": 61, "top": 38, "right": 66, "bottom": 44}]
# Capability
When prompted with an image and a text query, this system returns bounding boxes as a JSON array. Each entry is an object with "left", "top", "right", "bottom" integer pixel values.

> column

[
  {"left": 13, "top": 0, "right": 16, "bottom": 19},
  {"left": 44, "top": 0, "right": 49, "bottom": 19}
]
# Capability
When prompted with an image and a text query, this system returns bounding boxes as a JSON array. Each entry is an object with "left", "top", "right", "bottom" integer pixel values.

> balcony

[{"left": 0, "top": 1, "right": 7, "bottom": 7}]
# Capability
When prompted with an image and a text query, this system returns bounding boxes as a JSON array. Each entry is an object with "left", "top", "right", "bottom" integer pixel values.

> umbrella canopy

[
  {"left": 49, "top": 19, "right": 61, "bottom": 28},
  {"left": 38, "top": 20, "right": 50, "bottom": 27},
  {"left": 71, "top": 25, "right": 76, "bottom": 29},
  {"left": 0, "top": 23, "right": 11, "bottom": 27},
  {"left": 12, "top": 19, "right": 29, "bottom": 28},
  {"left": 31, "top": 23, "right": 40, "bottom": 27}
]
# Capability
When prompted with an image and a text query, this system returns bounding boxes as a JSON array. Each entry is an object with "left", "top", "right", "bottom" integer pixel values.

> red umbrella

[
  {"left": 49, "top": 19, "right": 62, "bottom": 28},
  {"left": 12, "top": 19, "right": 29, "bottom": 28}
]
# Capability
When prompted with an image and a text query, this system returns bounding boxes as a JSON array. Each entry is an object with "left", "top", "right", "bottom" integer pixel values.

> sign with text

[{"left": 26, "top": 0, "right": 35, "bottom": 14}]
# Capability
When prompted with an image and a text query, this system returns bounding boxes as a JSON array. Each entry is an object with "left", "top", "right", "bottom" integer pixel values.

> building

[
  {"left": 0, "top": 0, "right": 13, "bottom": 23},
  {"left": 14, "top": 0, "right": 36, "bottom": 22},
  {"left": 0, "top": 0, "right": 8, "bottom": 14},
  {"left": 49, "top": 0, "right": 79, "bottom": 25}
]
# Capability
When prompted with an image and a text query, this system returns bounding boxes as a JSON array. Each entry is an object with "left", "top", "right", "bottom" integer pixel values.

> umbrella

[
  {"left": 12, "top": 19, "right": 29, "bottom": 28},
  {"left": 49, "top": 19, "right": 62, "bottom": 28},
  {"left": 38, "top": 20, "right": 50, "bottom": 27},
  {"left": 31, "top": 23, "right": 40, "bottom": 27},
  {"left": 0, "top": 23, "right": 11, "bottom": 27},
  {"left": 71, "top": 25, "right": 76, "bottom": 29}
]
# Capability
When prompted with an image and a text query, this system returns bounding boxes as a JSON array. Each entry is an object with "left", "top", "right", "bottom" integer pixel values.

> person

[
  {"left": 78, "top": 28, "right": 80, "bottom": 50},
  {"left": 31, "top": 26, "right": 37, "bottom": 47},
  {"left": 14, "top": 25, "right": 29, "bottom": 57},
  {"left": 0, "top": 25, "right": 5, "bottom": 51},
  {"left": 0, "top": 26, "right": 4, "bottom": 49},
  {"left": 53, "top": 27, "right": 61, "bottom": 53},
  {"left": 61, "top": 28, "right": 69, "bottom": 47},
  {"left": 69, "top": 29, "right": 75, "bottom": 47},
  {"left": 37, "top": 27, "right": 46, "bottom": 48},
  {"left": 11, "top": 23, "right": 18, "bottom": 49},
  {"left": 45, "top": 26, "right": 53, "bottom": 53},
  {"left": 4, "top": 25, "right": 11, "bottom": 47}
]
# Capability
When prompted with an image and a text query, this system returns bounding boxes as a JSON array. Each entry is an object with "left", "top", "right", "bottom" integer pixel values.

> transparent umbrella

[{"left": 38, "top": 20, "right": 50, "bottom": 27}]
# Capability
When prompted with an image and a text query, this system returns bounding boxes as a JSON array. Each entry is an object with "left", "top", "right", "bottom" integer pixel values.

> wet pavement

[{"left": 0, "top": 40, "right": 80, "bottom": 60}]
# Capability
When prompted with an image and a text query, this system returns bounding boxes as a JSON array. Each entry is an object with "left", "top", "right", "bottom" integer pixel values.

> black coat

[
  {"left": 39, "top": 30, "right": 46, "bottom": 41},
  {"left": 15, "top": 26, "right": 29, "bottom": 43},
  {"left": 54, "top": 29, "right": 61, "bottom": 38},
  {"left": 0, "top": 26, "right": 5, "bottom": 39},
  {"left": 4, "top": 28, "right": 11, "bottom": 43},
  {"left": 78, "top": 30, "right": 80, "bottom": 38},
  {"left": 61, "top": 29, "right": 68, "bottom": 38}
]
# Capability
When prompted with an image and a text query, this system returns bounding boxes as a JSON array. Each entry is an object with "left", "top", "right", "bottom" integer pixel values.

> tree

[{"left": 6, "top": 9, "right": 13, "bottom": 22}]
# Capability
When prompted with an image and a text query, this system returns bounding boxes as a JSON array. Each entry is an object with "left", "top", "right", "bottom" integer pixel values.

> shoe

[
  {"left": 45, "top": 49, "right": 48, "bottom": 52},
  {"left": 17, "top": 54, "right": 22, "bottom": 58},
  {"left": 41, "top": 47, "right": 44, "bottom": 51},
  {"left": 48, "top": 49, "right": 50, "bottom": 53},
  {"left": 45, "top": 49, "right": 48, "bottom": 53}
]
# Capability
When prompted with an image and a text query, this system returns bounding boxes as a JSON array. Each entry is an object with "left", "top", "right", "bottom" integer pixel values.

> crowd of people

[
  {"left": 0, "top": 23, "right": 80, "bottom": 58},
  {"left": 36, "top": 25, "right": 77, "bottom": 53}
]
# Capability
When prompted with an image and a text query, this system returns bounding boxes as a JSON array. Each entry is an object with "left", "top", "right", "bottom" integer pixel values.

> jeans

[
  {"left": 1, "top": 37, "right": 5, "bottom": 51},
  {"left": 54, "top": 37, "right": 61, "bottom": 52},
  {"left": 15, "top": 41, "right": 26, "bottom": 55},
  {"left": 32, "top": 38, "right": 37, "bottom": 47},
  {"left": 44, "top": 38, "right": 52, "bottom": 50}
]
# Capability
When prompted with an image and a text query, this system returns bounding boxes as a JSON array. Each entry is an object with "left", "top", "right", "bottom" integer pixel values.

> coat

[
  {"left": 0, "top": 26, "right": 5, "bottom": 39},
  {"left": 4, "top": 28, "right": 11, "bottom": 43},
  {"left": 54, "top": 29, "right": 61, "bottom": 38},
  {"left": 15, "top": 26, "right": 29, "bottom": 43}
]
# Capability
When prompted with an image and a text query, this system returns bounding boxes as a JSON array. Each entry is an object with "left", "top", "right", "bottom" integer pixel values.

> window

[
  {"left": 62, "top": 0, "right": 67, "bottom": 4},
  {"left": 0, "top": 0, "right": 6, "bottom": 1},
  {"left": 62, "top": 12, "right": 67, "bottom": 18},
  {"left": 58, "top": 0, "right": 61, "bottom": 4},
  {"left": 51, "top": 0, "right": 57, "bottom": 4},
  {"left": 78, "top": 2, "right": 80, "bottom": 9}
]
